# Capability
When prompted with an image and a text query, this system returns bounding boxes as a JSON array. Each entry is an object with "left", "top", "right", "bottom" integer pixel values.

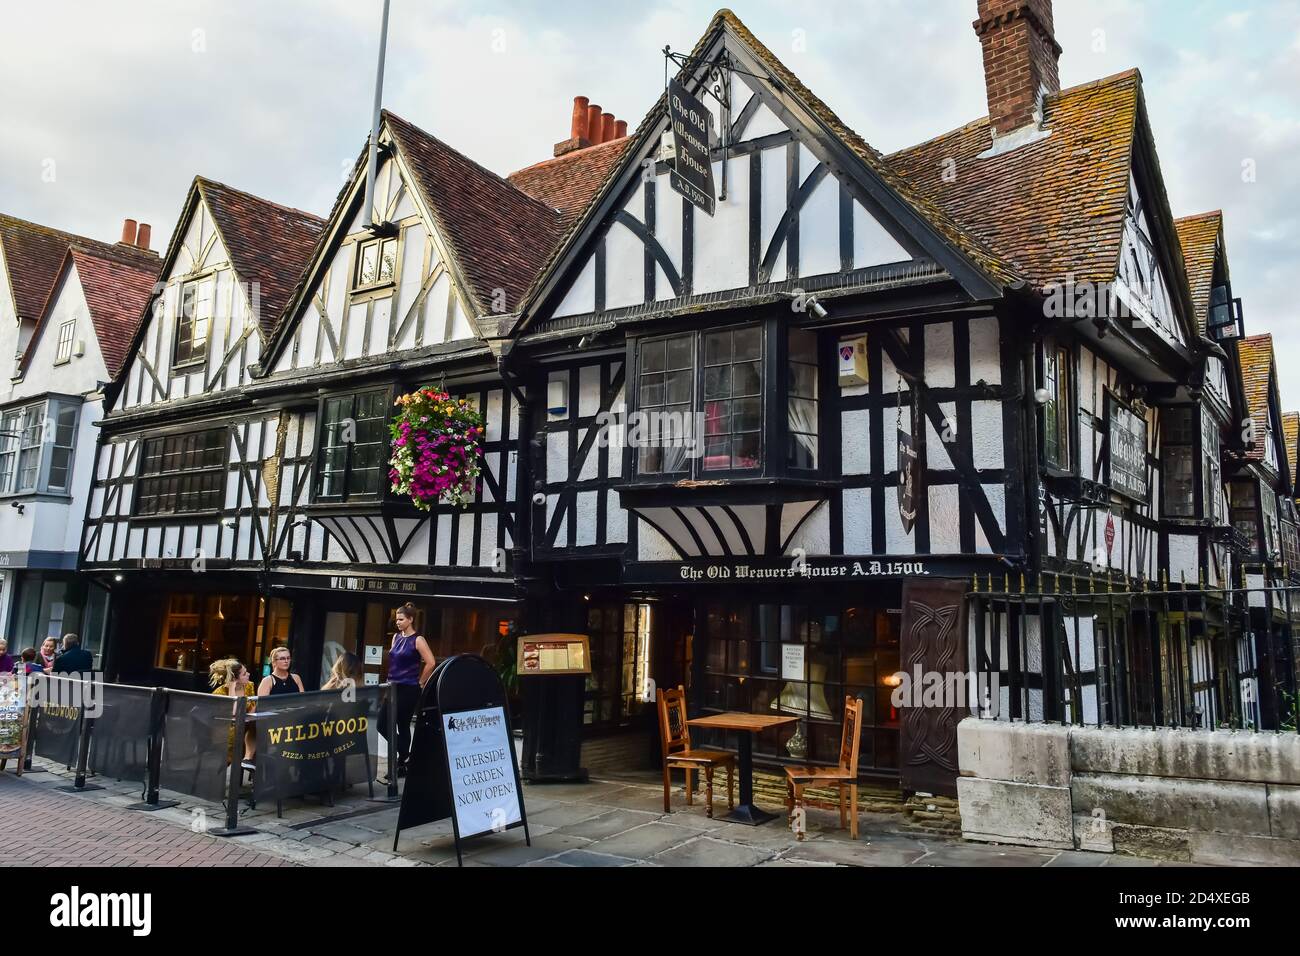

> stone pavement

[{"left": 3, "top": 757, "right": 1185, "bottom": 867}]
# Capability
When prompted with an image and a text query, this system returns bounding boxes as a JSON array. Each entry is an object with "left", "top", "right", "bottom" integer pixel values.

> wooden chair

[
  {"left": 657, "top": 686, "right": 734, "bottom": 818},
  {"left": 785, "top": 695, "right": 865, "bottom": 840}
]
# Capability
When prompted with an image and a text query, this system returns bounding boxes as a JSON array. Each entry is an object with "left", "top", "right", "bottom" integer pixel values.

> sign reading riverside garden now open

[
  {"left": 667, "top": 78, "right": 716, "bottom": 216},
  {"left": 443, "top": 707, "right": 521, "bottom": 839}
]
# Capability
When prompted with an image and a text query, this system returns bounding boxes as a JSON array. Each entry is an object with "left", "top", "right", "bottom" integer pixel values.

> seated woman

[
  {"left": 210, "top": 658, "right": 256, "bottom": 770},
  {"left": 322, "top": 652, "right": 365, "bottom": 692},
  {"left": 258, "top": 647, "right": 305, "bottom": 697}
]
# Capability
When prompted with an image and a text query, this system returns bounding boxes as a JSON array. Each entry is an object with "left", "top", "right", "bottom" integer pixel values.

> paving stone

[
  {"left": 587, "top": 822, "right": 698, "bottom": 859},
  {"left": 526, "top": 802, "right": 610, "bottom": 829},
  {"left": 1045, "top": 850, "right": 1110, "bottom": 867},
  {"left": 545, "top": 849, "right": 639, "bottom": 867},
  {"left": 653, "top": 836, "right": 774, "bottom": 868},
  {"left": 780, "top": 835, "right": 928, "bottom": 867},
  {"left": 1102, "top": 854, "right": 1160, "bottom": 867},
  {"left": 910, "top": 842, "right": 1058, "bottom": 867},
  {"left": 556, "top": 808, "right": 660, "bottom": 840}
]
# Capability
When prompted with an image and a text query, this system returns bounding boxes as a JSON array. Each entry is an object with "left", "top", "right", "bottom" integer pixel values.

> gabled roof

[
  {"left": 514, "top": 8, "right": 1018, "bottom": 334},
  {"left": 21, "top": 243, "right": 161, "bottom": 378},
  {"left": 1283, "top": 411, "right": 1299, "bottom": 492},
  {"left": 383, "top": 110, "right": 564, "bottom": 320},
  {"left": 508, "top": 138, "right": 631, "bottom": 229},
  {"left": 1174, "top": 211, "right": 1223, "bottom": 334},
  {"left": 1238, "top": 334, "right": 1276, "bottom": 463},
  {"left": 890, "top": 70, "right": 1142, "bottom": 290},
  {"left": 195, "top": 177, "right": 325, "bottom": 339},
  {"left": 0, "top": 212, "right": 150, "bottom": 323}
]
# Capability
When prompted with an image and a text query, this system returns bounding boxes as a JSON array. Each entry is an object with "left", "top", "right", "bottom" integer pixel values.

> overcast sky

[{"left": 1, "top": 1, "right": 1296, "bottom": 401}]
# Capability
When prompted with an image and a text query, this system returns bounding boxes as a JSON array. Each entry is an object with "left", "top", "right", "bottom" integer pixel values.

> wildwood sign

[
  {"left": 667, "top": 78, "right": 716, "bottom": 216},
  {"left": 1106, "top": 393, "right": 1149, "bottom": 501}
]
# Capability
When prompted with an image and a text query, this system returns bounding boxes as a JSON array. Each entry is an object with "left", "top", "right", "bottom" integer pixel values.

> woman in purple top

[{"left": 379, "top": 603, "right": 435, "bottom": 782}]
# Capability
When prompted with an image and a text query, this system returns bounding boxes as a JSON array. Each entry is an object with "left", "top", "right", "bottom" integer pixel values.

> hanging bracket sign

[
  {"left": 667, "top": 78, "right": 716, "bottom": 216},
  {"left": 898, "top": 429, "right": 920, "bottom": 535}
]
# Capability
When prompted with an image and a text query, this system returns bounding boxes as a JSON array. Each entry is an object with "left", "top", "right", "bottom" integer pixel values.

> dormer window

[
  {"left": 174, "top": 276, "right": 214, "bottom": 368},
  {"left": 354, "top": 236, "right": 398, "bottom": 290}
]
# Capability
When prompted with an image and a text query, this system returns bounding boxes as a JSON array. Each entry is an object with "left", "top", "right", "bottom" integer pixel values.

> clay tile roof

[
  {"left": 0, "top": 213, "right": 154, "bottom": 323},
  {"left": 62, "top": 244, "right": 162, "bottom": 376},
  {"left": 889, "top": 69, "right": 1143, "bottom": 290},
  {"left": 195, "top": 178, "right": 326, "bottom": 339},
  {"left": 1173, "top": 211, "right": 1222, "bottom": 334},
  {"left": 383, "top": 110, "right": 564, "bottom": 318},
  {"left": 1238, "top": 334, "right": 1275, "bottom": 463},
  {"left": 1283, "top": 411, "right": 1300, "bottom": 489},
  {"left": 508, "top": 138, "right": 631, "bottom": 229}
]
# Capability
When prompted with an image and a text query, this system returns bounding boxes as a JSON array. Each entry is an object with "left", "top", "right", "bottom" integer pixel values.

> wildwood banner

[
  {"left": 32, "top": 686, "right": 82, "bottom": 770},
  {"left": 253, "top": 689, "right": 379, "bottom": 803}
]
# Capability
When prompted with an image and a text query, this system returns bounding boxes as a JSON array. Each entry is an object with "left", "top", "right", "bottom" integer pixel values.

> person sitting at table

[
  {"left": 19, "top": 648, "right": 43, "bottom": 675},
  {"left": 51, "top": 634, "right": 94, "bottom": 674},
  {"left": 210, "top": 658, "right": 256, "bottom": 770},
  {"left": 322, "top": 652, "right": 364, "bottom": 692},
  {"left": 258, "top": 646, "right": 305, "bottom": 697},
  {"left": 38, "top": 637, "right": 57, "bottom": 673}
]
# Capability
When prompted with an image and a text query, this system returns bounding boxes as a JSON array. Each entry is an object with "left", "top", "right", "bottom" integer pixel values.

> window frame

[
  {"left": 1160, "top": 405, "right": 1199, "bottom": 519},
  {"left": 172, "top": 274, "right": 215, "bottom": 370},
  {"left": 0, "top": 397, "right": 83, "bottom": 497},
  {"left": 54, "top": 319, "right": 76, "bottom": 365},
  {"left": 132, "top": 426, "right": 229, "bottom": 517},
  {"left": 352, "top": 235, "right": 400, "bottom": 294},
  {"left": 1039, "top": 340, "right": 1076, "bottom": 474},
  {"left": 313, "top": 386, "right": 393, "bottom": 504},
  {"left": 630, "top": 315, "right": 823, "bottom": 483}
]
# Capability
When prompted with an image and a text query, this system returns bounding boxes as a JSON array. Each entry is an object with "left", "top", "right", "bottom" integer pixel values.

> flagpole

[{"left": 364, "top": 0, "right": 392, "bottom": 229}]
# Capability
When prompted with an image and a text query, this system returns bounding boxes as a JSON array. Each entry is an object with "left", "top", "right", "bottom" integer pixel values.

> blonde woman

[
  {"left": 258, "top": 646, "right": 305, "bottom": 697},
  {"left": 210, "top": 658, "right": 256, "bottom": 768},
  {"left": 322, "top": 652, "right": 364, "bottom": 692}
]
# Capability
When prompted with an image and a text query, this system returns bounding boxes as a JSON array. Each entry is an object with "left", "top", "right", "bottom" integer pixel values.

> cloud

[{"left": 1, "top": 1, "right": 1296, "bottom": 404}]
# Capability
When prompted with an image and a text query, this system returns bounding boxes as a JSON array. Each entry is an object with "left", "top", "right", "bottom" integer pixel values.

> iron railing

[{"left": 968, "top": 573, "right": 1300, "bottom": 734}]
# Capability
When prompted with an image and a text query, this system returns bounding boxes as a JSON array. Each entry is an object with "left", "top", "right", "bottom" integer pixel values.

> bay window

[
  {"left": 316, "top": 389, "right": 389, "bottom": 501},
  {"left": 633, "top": 319, "right": 821, "bottom": 481},
  {"left": 0, "top": 398, "right": 81, "bottom": 496}
]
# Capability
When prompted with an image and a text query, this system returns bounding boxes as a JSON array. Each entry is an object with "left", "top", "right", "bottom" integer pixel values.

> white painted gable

[
  {"left": 547, "top": 72, "right": 913, "bottom": 322},
  {"left": 1114, "top": 173, "right": 1186, "bottom": 349},
  {"left": 270, "top": 147, "right": 474, "bottom": 375}
]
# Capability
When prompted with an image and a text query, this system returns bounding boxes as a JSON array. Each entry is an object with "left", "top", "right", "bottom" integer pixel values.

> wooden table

[{"left": 687, "top": 712, "right": 798, "bottom": 825}]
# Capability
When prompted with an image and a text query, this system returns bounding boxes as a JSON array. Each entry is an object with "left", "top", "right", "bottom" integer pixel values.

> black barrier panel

[
  {"left": 159, "top": 690, "right": 244, "bottom": 803},
  {"left": 252, "top": 687, "right": 382, "bottom": 804},
  {"left": 88, "top": 684, "right": 157, "bottom": 784},
  {"left": 32, "top": 676, "right": 85, "bottom": 769}
]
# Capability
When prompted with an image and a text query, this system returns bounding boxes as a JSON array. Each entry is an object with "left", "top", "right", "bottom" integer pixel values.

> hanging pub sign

[
  {"left": 1105, "top": 392, "right": 1149, "bottom": 502},
  {"left": 898, "top": 428, "right": 920, "bottom": 535},
  {"left": 666, "top": 78, "right": 716, "bottom": 216}
]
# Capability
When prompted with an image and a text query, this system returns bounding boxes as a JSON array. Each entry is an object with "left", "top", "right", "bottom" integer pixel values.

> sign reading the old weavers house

[{"left": 667, "top": 78, "right": 716, "bottom": 216}]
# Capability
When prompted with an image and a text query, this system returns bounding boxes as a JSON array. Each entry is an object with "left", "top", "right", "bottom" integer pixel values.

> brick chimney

[
  {"left": 973, "top": 0, "right": 1062, "bottom": 139},
  {"left": 554, "top": 95, "right": 629, "bottom": 157}
]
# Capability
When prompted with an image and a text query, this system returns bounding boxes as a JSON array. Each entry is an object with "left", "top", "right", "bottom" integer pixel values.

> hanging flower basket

[{"left": 388, "top": 388, "right": 485, "bottom": 510}]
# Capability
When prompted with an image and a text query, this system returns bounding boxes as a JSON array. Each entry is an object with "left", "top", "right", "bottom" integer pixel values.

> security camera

[
  {"left": 532, "top": 492, "right": 546, "bottom": 507},
  {"left": 808, "top": 298, "right": 829, "bottom": 320}
]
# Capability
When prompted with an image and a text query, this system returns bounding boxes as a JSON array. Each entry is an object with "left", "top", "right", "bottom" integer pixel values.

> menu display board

[
  {"left": 516, "top": 635, "right": 591, "bottom": 676},
  {"left": 0, "top": 672, "right": 29, "bottom": 766}
]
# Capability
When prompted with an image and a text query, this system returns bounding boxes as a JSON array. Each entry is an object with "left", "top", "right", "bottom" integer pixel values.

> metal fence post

[
  {"left": 126, "top": 687, "right": 179, "bottom": 811},
  {"left": 209, "top": 695, "right": 256, "bottom": 837},
  {"left": 56, "top": 683, "right": 103, "bottom": 793}
]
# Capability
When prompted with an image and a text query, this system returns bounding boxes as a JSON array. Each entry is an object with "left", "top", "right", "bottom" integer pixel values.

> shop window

[
  {"left": 699, "top": 602, "right": 900, "bottom": 772},
  {"left": 584, "top": 603, "right": 651, "bottom": 726},
  {"left": 0, "top": 398, "right": 82, "bottom": 495},
  {"left": 1040, "top": 342, "right": 1073, "bottom": 471},
  {"left": 354, "top": 236, "right": 398, "bottom": 290},
  {"left": 154, "top": 592, "right": 263, "bottom": 676},
  {"left": 316, "top": 389, "right": 389, "bottom": 502},
  {"left": 174, "top": 276, "right": 214, "bottom": 368},
  {"left": 134, "top": 427, "right": 227, "bottom": 516}
]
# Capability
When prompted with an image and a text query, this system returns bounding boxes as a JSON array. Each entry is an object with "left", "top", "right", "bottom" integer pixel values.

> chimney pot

[
  {"left": 136, "top": 223, "right": 152, "bottom": 250},
  {"left": 570, "top": 96, "right": 590, "bottom": 140},
  {"left": 120, "top": 218, "right": 138, "bottom": 246},
  {"left": 615, "top": 119, "right": 629, "bottom": 139},
  {"left": 586, "top": 104, "right": 604, "bottom": 144},
  {"left": 601, "top": 112, "right": 617, "bottom": 145}
]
